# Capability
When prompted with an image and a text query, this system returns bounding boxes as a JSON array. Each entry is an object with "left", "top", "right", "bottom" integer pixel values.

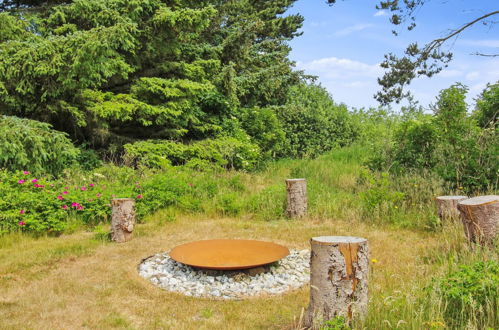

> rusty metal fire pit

[{"left": 169, "top": 239, "right": 290, "bottom": 270}]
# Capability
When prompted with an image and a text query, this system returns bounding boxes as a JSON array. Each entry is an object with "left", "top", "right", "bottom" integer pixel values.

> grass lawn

[{"left": 0, "top": 213, "right": 476, "bottom": 329}]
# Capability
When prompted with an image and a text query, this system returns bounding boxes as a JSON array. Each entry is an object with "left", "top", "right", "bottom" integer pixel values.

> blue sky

[{"left": 287, "top": 0, "right": 499, "bottom": 110}]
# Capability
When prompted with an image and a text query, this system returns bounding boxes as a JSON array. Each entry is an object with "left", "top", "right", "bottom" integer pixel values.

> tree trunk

[
  {"left": 457, "top": 195, "right": 499, "bottom": 246},
  {"left": 435, "top": 196, "right": 468, "bottom": 221},
  {"left": 111, "top": 198, "right": 136, "bottom": 243},
  {"left": 305, "top": 236, "right": 369, "bottom": 328},
  {"left": 286, "top": 178, "right": 307, "bottom": 218}
]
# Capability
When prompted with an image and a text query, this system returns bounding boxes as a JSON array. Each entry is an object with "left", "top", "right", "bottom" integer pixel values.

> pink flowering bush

[
  {"left": 0, "top": 169, "right": 133, "bottom": 234},
  {"left": 0, "top": 164, "right": 242, "bottom": 235}
]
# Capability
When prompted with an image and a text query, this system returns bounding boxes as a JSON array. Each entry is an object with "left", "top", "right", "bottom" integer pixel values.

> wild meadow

[{"left": 0, "top": 0, "right": 497, "bottom": 329}]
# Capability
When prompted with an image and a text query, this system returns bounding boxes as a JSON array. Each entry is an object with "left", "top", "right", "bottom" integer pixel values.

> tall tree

[{"left": 0, "top": 0, "right": 303, "bottom": 152}]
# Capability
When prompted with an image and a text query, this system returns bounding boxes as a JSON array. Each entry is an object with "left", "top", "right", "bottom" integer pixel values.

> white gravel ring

[{"left": 138, "top": 249, "right": 310, "bottom": 300}]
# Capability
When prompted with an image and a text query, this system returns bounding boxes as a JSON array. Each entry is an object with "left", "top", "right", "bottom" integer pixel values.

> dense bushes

[
  {"left": 276, "top": 84, "right": 358, "bottom": 158},
  {"left": 123, "top": 137, "right": 260, "bottom": 171},
  {"left": 366, "top": 84, "right": 498, "bottom": 192},
  {"left": 0, "top": 116, "right": 80, "bottom": 176}
]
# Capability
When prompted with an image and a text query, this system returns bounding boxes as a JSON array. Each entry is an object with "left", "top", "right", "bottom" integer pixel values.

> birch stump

[
  {"left": 305, "top": 236, "right": 369, "bottom": 328},
  {"left": 286, "top": 179, "right": 307, "bottom": 218},
  {"left": 111, "top": 198, "right": 136, "bottom": 243},
  {"left": 435, "top": 196, "right": 468, "bottom": 221},
  {"left": 457, "top": 195, "right": 499, "bottom": 246}
]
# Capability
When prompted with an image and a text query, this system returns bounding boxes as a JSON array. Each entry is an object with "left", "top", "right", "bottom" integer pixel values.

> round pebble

[{"left": 138, "top": 249, "right": 310, "bottom": 299}]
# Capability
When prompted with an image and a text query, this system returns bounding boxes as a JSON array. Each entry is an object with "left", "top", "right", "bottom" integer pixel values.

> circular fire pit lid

[{"left": 169, "top": 239, "right": 290, "bottom": 270}]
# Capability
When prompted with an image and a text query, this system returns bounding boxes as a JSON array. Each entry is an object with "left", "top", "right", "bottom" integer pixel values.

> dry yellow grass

[{"left": 0, "top": 213, "right": 455, "bottom": 330}]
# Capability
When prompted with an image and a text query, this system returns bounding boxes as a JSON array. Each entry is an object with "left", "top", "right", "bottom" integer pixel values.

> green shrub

[
  {"left": 0, "top": 116, "right": 80, "bottom": 176},
  {"left": 238, "top": 107, "right": 286, "bottom": 158},
  {"left": 124, "top": 137, "right": 260, "bottom": 171},
  {"left": 359, "top": 170, "right": 405, "bottom": 215},
  {"left": 321, "top": 316, "right": 349, "bottom": 330},
  {"left": 245, "top": 184, "right": 286, "bottom": 221},
  {"left": 365, "top": 84, "right": 498, "bottom": 192},
  {"left": 277, "top": 84, "right": 358, "bottom": 158},
  {"left": 76, "top": 146, "right": 103, "bottom": 171},
  {"left": 215, "top": 192, "right": 243, "bottom": 216},
  {"left": 474, "top": 83, "right": 498, "bottom": 129},
  {"left": 391, "top": 117, "right": 438, "bottom": 171},
  {"left": 435, "top": 261, "right": 498, "bottom": 328}
]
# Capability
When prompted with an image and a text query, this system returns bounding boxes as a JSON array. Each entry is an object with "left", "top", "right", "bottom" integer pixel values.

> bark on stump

[
  {"left": 286, "top": 179, "right": 307, "bottom": 218},
  {"left": 111, "top": 198, "right": 136, "bottom": 243},
  {"left": 435, "top": 196, "right": 468, "bottom": 222},
  {"left": 457, "top": 195, "right": 499, "bottom": 246},
  {"left": 305, "top": 236, "right": 369, "bottom": 328}
]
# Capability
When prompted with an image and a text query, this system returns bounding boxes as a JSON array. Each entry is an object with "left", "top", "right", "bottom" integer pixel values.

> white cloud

[
  {"left": 459, "top": 39, "right": 499, "bottom": 48},
  {"left": 334, "top": 24, "right": 374, "bottom": 37},
  {"left": 374, "top": 10, "right": 387, "bottom": 17},
  {"left": 298, "top": 57, "right": 382, "bottom": 79},
  {"left": 295, "top": 57, "right": 383, "bottom": 108}
]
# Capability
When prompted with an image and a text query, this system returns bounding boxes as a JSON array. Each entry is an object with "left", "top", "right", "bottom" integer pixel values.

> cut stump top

[
  {"left": 458, "top": 195, "right": 499, "bottom": 206},
  {"left": 311, "top": 236, "right": 367, "bottom": 244},
  {"left": 169, "top": 239, "right": 290, "bottom": 270},
  {"left": 436, "top": 196, "right": 468, "bottom": 200}
]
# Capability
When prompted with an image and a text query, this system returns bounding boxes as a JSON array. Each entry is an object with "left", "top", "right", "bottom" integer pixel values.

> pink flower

[
  {"left": 57, "top": 195, "right": 64, "bottom": 201},
  {"left": 81, "top": 186, "right": 86, "bottom": 191},
  {"left": 188, "top": 183, "right": 193, "bottom": 187},
  {"left": 36, "top": 185, "right": 44, "bottom": 189},
  {"left": 71, "top": 202, "right": 79, "bottom": 207},
  {"left": 23, "top": 171, "right": 29, "bottom": 175},
  {"left": 76, "top": 205, "right": 84, "bottom": 210},
  {"left": 62, "top": 205, "right": 68, "bottom": 210},
  {"left": 64, "top": 187, "right": 69, "bottom": 190},
  {"left": 136, "top": 194, "right": 143, "bottom": 199},
  {"left": 33, "top": 184, "right": 39, "bottom": 188},
  {"left": 63, "top": 191, "right": 69, "bottom": 195},
  {"left": 19, "top": 209, "right": 25, "bottom": 215},
  {"left": 18, "top": 221, "right": 26, "bottom": 226},
  {"left": 96, "top": 193, "right": 101, "bottom": 198},
  {"left": 18, "top": 180, "right": 25, "bottom": 184},
  {"left": 89, "top": 183, "right": 94, "bottom": 187},
  {"left": 31, "top": 179, "right": 38, "bottom": 183}
]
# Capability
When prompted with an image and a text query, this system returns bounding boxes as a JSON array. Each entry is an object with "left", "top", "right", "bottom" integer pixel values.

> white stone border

[{"left": 138, "top": 249, "right": 310, "bottom": 300}]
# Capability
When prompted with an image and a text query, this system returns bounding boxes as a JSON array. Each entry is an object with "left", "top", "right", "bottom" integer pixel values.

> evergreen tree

[{"left": 0, "top": 0, "right": 303, "bottom": 154}]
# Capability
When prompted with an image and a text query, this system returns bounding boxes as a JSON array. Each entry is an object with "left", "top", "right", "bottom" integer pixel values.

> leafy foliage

[
  {"left": 0, "top": 116, "right": 80, "bottom": 176},
  {"left": 123, "top": 137, "right": 260, "bottom": 171},
  {"left": 435, "top": 261, "right": 498, "bottom": 328},
  {"left": 366, "top": 84, "right": 498, "bottom": 192},
  {"left": 321, "top": 316, "right": 349, "bottom": 330},
  {"left": 277, "top": 84, "right": 358, "bottom": 158},
  {"left": 474, "top": 82, "right": 498, "bottom": 129}
]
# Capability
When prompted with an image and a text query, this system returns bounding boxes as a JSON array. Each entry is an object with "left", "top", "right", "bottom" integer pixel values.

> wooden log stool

[
  {"left": 457, "top": 195, "right": 498, "bottom": 246},
  {"left": 305, "top": 236, "right": 369, "bottom": 328},
  {"left": 111, "top": 198, "right": 136, "bottom": 243},
  {"left": 435, "top": 195, "right": 468, "bottom": 221},
  {"left": 286, "top": 178, "right": 307, "bottom": 218}
]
